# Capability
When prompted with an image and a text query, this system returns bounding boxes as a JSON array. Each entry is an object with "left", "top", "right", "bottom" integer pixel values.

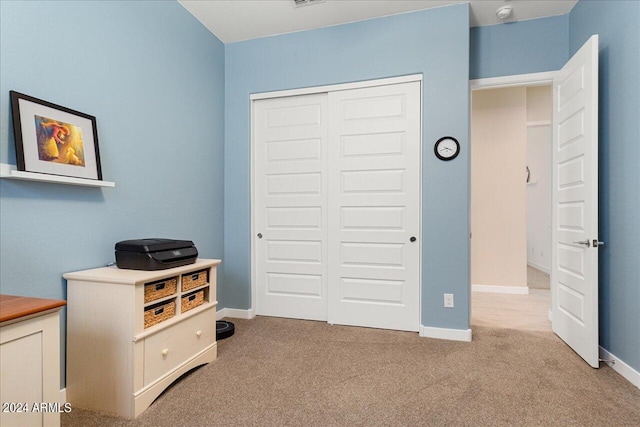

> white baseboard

[
  {"left": 216, "top": 307, "right": 255, "bottom": 320},
  {"left": 599, "top": 346, "right": 640, "bottom": 389},
  {"left": 472, "top": 284, "right": 529, "bottom": 295},
  {"left": 60, "top": 388, "right": 66, "bottom": 403},
  {"left": 527, "top": 261, "right": 550, "bottom": 274},
  {"left": 420, "top": 325, "right": 472, "bottom": 342}
]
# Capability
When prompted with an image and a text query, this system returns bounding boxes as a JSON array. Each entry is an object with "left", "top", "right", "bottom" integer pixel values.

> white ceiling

[{"left": 179, "top": 0, "right": 579, "bottom": 43}]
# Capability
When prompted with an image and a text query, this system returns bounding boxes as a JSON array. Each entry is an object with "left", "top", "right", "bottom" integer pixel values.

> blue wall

[
  {"left": 0, "top": 1, "right": 225, "bottom": 386},
  {"left": 470, "top": 15, "right": 569, "bottom": 79},
  {"left": 570, "top": 0, "right": 640, "bottom": 373},
  {"left": 224, "top": 5, "right": 471, "bottom": 330}
]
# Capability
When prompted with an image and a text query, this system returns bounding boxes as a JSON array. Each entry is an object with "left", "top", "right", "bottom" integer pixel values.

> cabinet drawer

[{"left": 143, "top": 309, "right": 213, "bottom": 386}]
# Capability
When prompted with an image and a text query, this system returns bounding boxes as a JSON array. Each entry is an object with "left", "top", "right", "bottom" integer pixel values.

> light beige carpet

[
  {"left": 471, "top": 289, "right": 551, "bottom": 331},
  {"left": 527, "top": 265, "right": 550, "bottom": 289},
  {"left": 63, "top": 316, "right": 640, "bottom": 426}
]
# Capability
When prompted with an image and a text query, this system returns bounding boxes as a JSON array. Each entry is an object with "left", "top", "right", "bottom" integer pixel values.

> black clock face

[{"left": 434, "top": 137, "right": 460, "bottom": 161}]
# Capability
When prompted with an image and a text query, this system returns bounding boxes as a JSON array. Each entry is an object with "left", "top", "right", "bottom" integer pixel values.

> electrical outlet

[{"left": 444, "top": 293, "right": 454, "bottom": 308}]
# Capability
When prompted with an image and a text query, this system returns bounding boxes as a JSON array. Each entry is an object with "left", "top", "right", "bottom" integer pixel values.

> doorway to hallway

[{"left": 470, "top": 83, "right": 552, "bottom": 332}]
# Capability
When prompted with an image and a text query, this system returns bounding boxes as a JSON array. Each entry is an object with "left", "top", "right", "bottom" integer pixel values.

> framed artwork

[{"left": 10, "top": 91, "right": 102, "bottom": 180}]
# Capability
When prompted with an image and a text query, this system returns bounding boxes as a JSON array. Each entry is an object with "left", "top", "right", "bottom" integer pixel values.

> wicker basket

[
  {"left": 181, "top": 269, "right": 208, "bottom": 292},
  {"left": 144, "top": 300, "right": 175, "bottom": 329},
  {"left": 181, "top": 289, "right": 205, "bottom": 313},
  {"left": 144, "top": 277, "right": 177, "bottom": 303}
]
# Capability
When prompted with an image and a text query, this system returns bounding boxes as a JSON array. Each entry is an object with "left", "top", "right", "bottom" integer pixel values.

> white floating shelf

[{"left": 0, "top": 163, "right": 115, "bottom": 188}]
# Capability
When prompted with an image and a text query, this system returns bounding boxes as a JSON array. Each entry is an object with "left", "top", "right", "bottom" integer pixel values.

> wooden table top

[{"left": 0, "top": 294, "right": 66, "bottom": 323}]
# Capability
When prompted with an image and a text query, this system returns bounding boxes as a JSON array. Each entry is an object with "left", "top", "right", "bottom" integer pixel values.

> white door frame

[
  {"left": 469, "top": 71, "right": 556, "bottom": 321},
  {"left": 250, "top": 74, "right": 423, "bottom": 328},
  {"left": 470, "top": 71, "right": 556, "bottom": 92}
]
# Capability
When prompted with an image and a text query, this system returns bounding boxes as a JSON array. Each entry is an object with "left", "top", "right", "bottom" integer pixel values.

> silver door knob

[
  {"left": 593, "top": 239, "right": 605, "bottom": 247},
  {"left": 573, "top": 240, "right": 591, "bottom": 247}
]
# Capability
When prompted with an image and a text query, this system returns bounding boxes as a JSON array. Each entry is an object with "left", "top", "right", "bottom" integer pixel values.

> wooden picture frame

[{"left": 10, "top": 91, "right": 103, "bottom": 180}]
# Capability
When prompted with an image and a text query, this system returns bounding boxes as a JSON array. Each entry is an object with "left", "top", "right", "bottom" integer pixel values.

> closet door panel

[
  {"left": 328, "top": 82, "right": 421, "bottom": 332},
  {"left": 254, "top": 94, "right": 329, "bottom": 321},
  {"left": 254, "top": 80, "right": 421, "bottom": 331}
]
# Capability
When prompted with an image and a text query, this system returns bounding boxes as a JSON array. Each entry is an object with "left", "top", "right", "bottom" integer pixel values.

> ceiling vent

[{"left": 292, "top": 0, "right": 326, "bottom": 8}]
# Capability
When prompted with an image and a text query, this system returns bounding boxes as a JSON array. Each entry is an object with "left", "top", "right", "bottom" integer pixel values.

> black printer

[{"left": 115, "top": 238, "right": 198, "bottom": 270}]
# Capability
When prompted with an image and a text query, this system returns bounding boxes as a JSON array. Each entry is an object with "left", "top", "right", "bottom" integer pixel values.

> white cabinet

[
  {"left": 0, "top": 295, "right": 66, "bottom": 427},
  {"left": 64, "top": 259, "right": 220, "bottom": 418}
]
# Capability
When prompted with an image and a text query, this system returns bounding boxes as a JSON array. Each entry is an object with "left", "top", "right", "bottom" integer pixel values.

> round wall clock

[{"left": 434, "top": 136, "right": 460, "bottom": 161}]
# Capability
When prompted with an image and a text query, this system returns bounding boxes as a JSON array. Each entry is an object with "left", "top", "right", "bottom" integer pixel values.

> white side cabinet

[
  {"left": 64, "top": 259, "right": 220, "bottom": 418},
  {"left": 0, "top": 295, "right": 66, "bottom": 427}
]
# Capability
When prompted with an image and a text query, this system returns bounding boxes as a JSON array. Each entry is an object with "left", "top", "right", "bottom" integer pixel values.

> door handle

[
  {"left": 593, "top": 239, "right": 604, "bottom": 247},
  {"left": 410, "top": 236, "right": 417, "bottom": 243},
  {"left": 257, "top": 233, "right": 263, "bottom": 239},
  {"left": 573, "top": 240, "right": 591, "bottom": 247}
]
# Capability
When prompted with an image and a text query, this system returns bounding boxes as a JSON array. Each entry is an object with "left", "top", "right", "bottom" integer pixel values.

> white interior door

[
  {"left": 551, "top": 35, "right": 599, "bottom": 367},
  {"left": 327, "top": 82, "right": 421, "bottom": 331},
  {"left": 254, "top": 93, "right": 329, "bottom": 321}
]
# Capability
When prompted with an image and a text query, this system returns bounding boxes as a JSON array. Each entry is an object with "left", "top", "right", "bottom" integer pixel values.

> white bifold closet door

[{"left": 254, "top": 81, "right": 420, "bottom": 331}]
